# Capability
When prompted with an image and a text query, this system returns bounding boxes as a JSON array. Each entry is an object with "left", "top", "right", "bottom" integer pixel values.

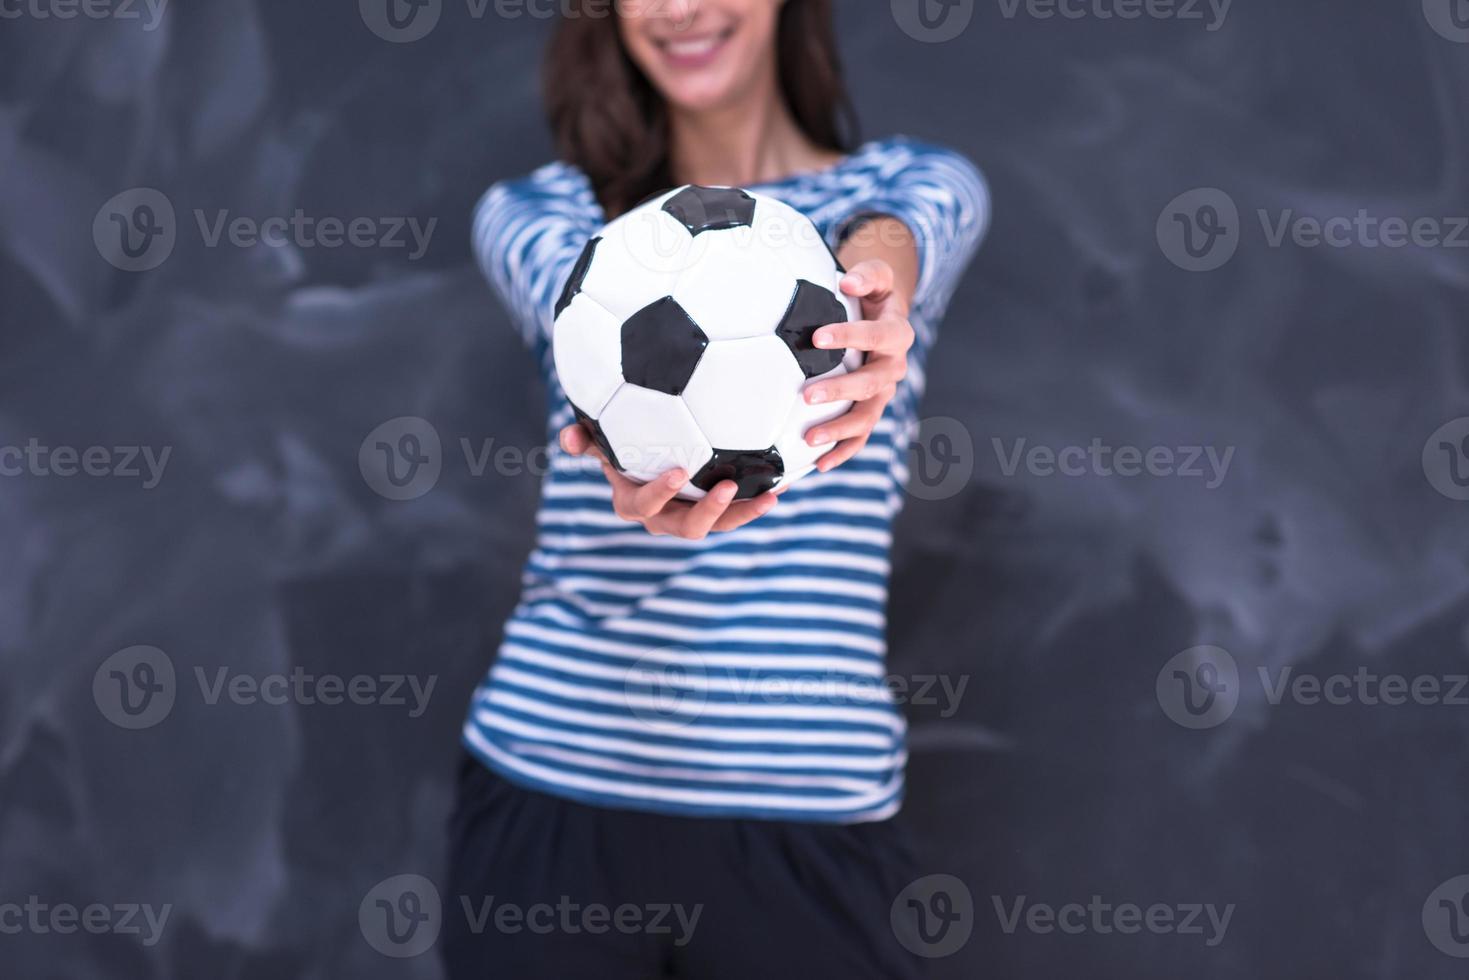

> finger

[
  {"left": 805, "top": 364, "right": 899, "bottom": 405},
  {"left": 559, "top": 423, "right": 592, "bottom": 455},
  {"left": 678, "top": 480, "right": 738, "bottom": 540},
  {"left": 601, "top": 459, "right": 654, "bottom": 512},
  {"left": 840, "top": 259, "right": 894, "bottom": 299},
  {"left": 817, "top": 434, "right": 870, "bottom": 473},
  {"left": 814, "top": 318, "right": 914, "bottom": 355},
  {"left": 812, "top": 319, "right": 885, "bottom": 353},
  {"left": 712, "top": 492, "right": 779, "bottom": 532},
  {"left": 623, "top": 468, "right": 688, "bottom": 520},
  {"left": 805, "top": 397, "right": 886, "bottom": 446}
]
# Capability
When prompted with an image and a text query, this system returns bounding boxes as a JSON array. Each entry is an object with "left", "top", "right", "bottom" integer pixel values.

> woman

[{"left": 446, "top": 1, "right": 988, "bottom": 976}]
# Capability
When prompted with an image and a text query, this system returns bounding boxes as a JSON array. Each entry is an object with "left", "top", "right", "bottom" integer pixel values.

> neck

[{"left": 668, "top": 86, "right": 832, "bottom": 188}]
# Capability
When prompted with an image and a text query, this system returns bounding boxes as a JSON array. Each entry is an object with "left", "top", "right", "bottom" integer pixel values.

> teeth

[{"left": 663, "top": 34, "right": 722, "bottom": 57}]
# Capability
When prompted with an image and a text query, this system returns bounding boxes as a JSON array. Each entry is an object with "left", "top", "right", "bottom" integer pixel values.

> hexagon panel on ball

[
  {"left": 598, "top": 385, "right": 714, "bottom": 493},
  {"left": 681, "top": 335, "right": 804, "bottom": 451}
]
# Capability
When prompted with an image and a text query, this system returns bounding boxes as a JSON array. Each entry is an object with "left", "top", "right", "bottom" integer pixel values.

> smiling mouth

[{"left": 654, "top": 26, "right": 735, "bottom": 66}]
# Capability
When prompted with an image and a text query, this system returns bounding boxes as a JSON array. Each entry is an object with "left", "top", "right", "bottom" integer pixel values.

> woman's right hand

[{"left": 558, "top": 424, "right": 780, "bottom": 540}]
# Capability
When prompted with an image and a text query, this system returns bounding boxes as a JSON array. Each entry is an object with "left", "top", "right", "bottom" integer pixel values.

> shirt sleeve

[
  {"left": 832, "top": 139, "right": 990, "bottom": 331},
  {"left": 470, "top": 163, "right": 603, "bottom": 351}
]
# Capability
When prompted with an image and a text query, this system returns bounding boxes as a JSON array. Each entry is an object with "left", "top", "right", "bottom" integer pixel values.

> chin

[{"left": 658, "top": 72, "right": 746, "bottom": 114}]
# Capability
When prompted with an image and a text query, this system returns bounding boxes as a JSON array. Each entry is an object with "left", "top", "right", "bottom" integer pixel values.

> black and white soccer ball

[{"left": 553, "top": 185, "right": 862, "bottom": 501}]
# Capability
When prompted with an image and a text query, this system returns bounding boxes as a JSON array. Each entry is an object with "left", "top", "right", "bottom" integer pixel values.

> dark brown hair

[{"left": 544, "top": 0, "right": 857, "bottom": 217}]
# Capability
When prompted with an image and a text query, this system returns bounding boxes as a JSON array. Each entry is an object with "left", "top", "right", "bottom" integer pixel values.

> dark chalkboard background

[{"left": 3, "top": 1, "right": 1469, "bottom": 977}]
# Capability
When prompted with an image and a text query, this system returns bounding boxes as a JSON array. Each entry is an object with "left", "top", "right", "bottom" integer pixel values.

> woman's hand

[
  {"left": 558, "top": 424, "right": 779, "bottom": 540},
  {"left": 802, "top": 258, "right": 916, "bottom": 472}
]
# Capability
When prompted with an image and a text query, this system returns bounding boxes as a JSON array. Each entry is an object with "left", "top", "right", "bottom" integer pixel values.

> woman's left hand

[{"left": 799, "top": 258, "right": 915, "bottom": 473}]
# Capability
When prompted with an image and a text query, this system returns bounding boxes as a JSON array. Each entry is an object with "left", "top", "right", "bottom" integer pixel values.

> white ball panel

[
  {"left": 759, "top": 197, "right": 844, "bottom": 291},
  {"left": 681, "top": 335, "right": 804, "bottom": 450},
  {"left": 551, "top": 294, "right": 624, "bottom": 418},
  {"left": 598, "top": 384, "right": 713, "bottom": 487},
  {"left": 672, "top": 231, "right": 798, "bottom": 343},
  {"left": 582, "top": 201, "right": 705, "bottom": 321}
]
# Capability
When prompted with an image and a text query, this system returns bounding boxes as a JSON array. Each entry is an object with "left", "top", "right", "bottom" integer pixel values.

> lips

[{"left": 653, "top": 26, "right": 735, "bottom": 70}]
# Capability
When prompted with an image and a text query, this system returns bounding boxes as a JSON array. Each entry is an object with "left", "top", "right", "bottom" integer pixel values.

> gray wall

[{"left": 2, "top": 0, "right": 1468, "bottom": 977}]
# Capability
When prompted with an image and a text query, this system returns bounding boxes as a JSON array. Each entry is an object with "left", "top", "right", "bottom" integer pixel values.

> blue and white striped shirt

[{"left": 466, "top": 136, "right": 989, "bottom": 823}]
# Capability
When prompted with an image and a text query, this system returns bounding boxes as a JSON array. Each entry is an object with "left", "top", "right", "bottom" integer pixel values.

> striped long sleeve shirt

[{"left": 465, "top": 136, "right": 989, "bottom": 823}]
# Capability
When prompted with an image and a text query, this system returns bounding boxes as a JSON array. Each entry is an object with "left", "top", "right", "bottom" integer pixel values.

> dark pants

[{"left": 441, "top": 753, "right": 929, "bottom": 980}]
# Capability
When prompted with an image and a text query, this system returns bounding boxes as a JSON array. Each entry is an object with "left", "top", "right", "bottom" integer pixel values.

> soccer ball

[{"left": 552, "top": 185, "right": 862, "bottom": 501}]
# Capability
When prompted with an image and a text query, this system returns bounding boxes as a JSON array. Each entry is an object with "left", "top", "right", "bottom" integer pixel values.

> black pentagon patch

[
  {"left": 572, "top": 404, "right": 621, "bottom": 472},
  {"left": 621, "top": 297, "right": 708, "bottom": 396},
  {"left": 775, "top": 279, "right": 849, "bottom": 378},
  {"left": 555, "top": 237, "right": 601, "bottom": 319},
  {"left": 691, "top": 447, "right": 784, "bottom": 500},
  {"left": 662, "top": 186, "right": 756, "bottom": 236}
]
